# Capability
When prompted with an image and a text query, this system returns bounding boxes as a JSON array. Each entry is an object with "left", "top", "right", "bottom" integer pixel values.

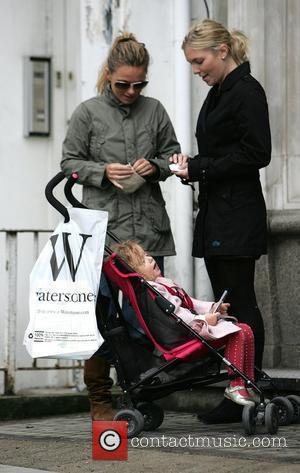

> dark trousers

[{"left": 204, "top": 257, "right": 265, "bottom": 370}]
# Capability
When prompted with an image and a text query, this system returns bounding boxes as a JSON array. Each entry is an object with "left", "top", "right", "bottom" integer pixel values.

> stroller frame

[{"left": 45, "top": 172, "right": 299, "bottom": 437}]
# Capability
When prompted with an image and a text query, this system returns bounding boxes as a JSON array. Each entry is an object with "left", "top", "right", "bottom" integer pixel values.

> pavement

[
  {"left": 0, "top": 368, "right": 299, "bottom": 472},
  {"left": 0, "top": 410, "right": 299, "bottom": 473}
]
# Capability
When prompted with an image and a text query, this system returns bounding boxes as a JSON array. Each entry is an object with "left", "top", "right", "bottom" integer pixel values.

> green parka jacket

[{"left": 61, "top": 86, "right": 180, "bottom": 256}]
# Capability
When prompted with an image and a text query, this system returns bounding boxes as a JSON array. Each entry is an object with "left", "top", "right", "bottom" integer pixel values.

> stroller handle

[
  {"left": 64, "top": 172, "right": 86, "bottom": 209},
  {"left": 64, "top": 172, "right": 121, "bottom": 244},
  {"left": 45, "top": 171, "right": 121, "bottom": 244},
  {"left": 45, "top": 171, "right": 70, "bottom": 223}
]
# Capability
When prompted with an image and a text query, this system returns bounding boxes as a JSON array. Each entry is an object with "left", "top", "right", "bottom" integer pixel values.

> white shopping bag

[{"left": 24, "top": 207, "right": 108, "bottom": 359}]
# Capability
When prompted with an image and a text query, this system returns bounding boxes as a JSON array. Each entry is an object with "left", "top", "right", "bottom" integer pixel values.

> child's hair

[
  {"left": 182, "top": 18, "right": 249, "bottom": 66},
  {"left": 112, "top": 240, "right": 145, "bottom": 270},
  {"left": 96, "top": 32, "right": 150, "bottom": 94}
]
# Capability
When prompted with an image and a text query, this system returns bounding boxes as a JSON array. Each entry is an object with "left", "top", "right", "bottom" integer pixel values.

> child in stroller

[
  {"left": 112, "top": 240, "right": 257, "bottom": 406},
  {"left": 43, "top": 171, "right": 297, "bottom": 436}
]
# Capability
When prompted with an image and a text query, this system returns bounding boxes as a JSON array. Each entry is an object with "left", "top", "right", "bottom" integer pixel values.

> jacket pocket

[
  {"left": 220, "top": 183, "right": 232, "bottom": 206},
  {"left": 210, "top": 183, "right": 233, "bottom": 215},
  {"left": 83, "top": 185, "right": 119, "bottom": 225},
  {"left": 148, "top": 194, "right": 171, "bottom": 234},
  {"left": 89, "top": 124, "right": 108, "bottom": 158},
  {"left": 143, "top": 124, "right": 157, "bottom": 152}
]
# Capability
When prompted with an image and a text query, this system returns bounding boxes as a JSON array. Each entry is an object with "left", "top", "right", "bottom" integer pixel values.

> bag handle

[{"left": 45, "top": 172, "right": 70, "bottom": 223}]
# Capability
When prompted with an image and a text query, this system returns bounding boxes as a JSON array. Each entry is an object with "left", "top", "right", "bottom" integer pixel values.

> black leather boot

[{"left": 198, "top": 397, "right": 243, "bottom": 424}]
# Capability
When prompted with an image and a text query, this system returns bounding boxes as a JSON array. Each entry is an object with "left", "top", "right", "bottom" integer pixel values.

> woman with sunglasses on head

[
  {"left": 61, "top": 32, "right": 180, "bottom": 421},
  {"left": 170, "top": 19, "right": 271, "bottom": 423}
]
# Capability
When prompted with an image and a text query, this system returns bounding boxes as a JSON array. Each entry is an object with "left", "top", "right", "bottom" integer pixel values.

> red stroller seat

[{"left": 103, "top": 253, "right": 225, "bottom": 361}]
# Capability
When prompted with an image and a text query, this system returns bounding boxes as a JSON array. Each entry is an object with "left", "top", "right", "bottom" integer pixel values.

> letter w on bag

[{"left": 50, "top": 232, "right": 92, "bottom": 282}]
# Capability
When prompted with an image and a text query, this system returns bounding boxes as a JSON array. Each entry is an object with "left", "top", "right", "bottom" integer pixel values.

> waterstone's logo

[
  {"left": 35, "top": 290, "right": 96, "bottom": 303},
  {"left": 49, "top": 232, "right": 92, "bottom": 282},
  {"left": 34, "top": 231, "right": 96, "bottom": 303}
]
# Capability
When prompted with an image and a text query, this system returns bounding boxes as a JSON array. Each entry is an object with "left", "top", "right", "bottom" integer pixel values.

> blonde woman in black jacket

[{"left": 171, "top": 19, "right": 271, "bottom": 423}]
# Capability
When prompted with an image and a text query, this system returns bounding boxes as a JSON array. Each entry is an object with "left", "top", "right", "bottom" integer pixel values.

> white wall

[
  {"left": 0, "top": 0, "right": 53, "bottom": 230},
  {"left": 0, "top": 0, "right": 83, "bottom": 392}
]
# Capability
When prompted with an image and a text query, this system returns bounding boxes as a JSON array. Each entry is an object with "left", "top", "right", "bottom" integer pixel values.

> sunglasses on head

[{"left": 114, "top": 80, "right": 149, "bottom": 91}]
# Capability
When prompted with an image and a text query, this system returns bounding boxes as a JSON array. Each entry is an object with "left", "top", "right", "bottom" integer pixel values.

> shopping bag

[{"left": 24, "top": 207, "right": 108, "bottom": 359}]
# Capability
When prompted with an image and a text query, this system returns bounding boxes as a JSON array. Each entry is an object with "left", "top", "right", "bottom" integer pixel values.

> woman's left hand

[
  {"left": 133, "top": 158, "right": 156, "bottom": 177},
  {"left": 169, "top": 153, "right": 189, "bottom": 178}
]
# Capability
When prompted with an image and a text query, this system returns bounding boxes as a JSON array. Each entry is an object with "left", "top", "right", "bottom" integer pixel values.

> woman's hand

[
  {"left": 169, "top": 153, "right": 189, "bottom": 178},
  {"left": 132, "top": 158, "right": 156, "bottom": 177},
  {"left": 105, "top": 163, "right": 134, "bottom": 189},
  {"left": 205, "top": 312, "right": 218, "bottom": 326}
]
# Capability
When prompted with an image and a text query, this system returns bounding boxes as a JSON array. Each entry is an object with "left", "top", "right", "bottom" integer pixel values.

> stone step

[
  {"left": 0, "top": 369, "right": 299, "bottom": 420},
  {"left": 261, "top": 368, "right": 300, "bottom": 392}
]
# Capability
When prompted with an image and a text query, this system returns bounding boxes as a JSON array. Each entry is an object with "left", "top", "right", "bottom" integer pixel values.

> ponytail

[{"left": 230, "top": 30, "right": 249, "bottom": 65}]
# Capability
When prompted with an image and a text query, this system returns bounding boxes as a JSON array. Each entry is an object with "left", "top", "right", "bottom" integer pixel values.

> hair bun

[{"left": 115, "top": 32, "right": 137, "bottom": 44}]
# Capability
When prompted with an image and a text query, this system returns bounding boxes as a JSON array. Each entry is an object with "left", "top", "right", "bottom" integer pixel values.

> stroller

[{"left": 46, "top": 172, "right": 300, "bottom": 437}]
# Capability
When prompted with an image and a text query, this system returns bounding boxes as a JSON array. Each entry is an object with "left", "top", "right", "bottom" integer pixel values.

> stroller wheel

[
  {"left": 271, "top": 396, "right": 294, "bottom": 425},
  {"left": 242, "top": 404, "right": 256, "bottom": 435},
  {"left": 286, "top": 395, "right": 300, "bottom": 423},
  {"left": 113, "top": 408, "right": 144, "bottom": 438},
  {"left": 265, "top": 402, "right": 279, "bottom": 434},
  {"left": 137, "top": 402, "right": 164, "bottom": 431}
]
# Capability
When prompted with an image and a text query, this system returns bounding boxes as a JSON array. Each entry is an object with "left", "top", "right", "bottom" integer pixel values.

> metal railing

[{"left": 1, "top": 229, "right": 83, "bottom": 395}]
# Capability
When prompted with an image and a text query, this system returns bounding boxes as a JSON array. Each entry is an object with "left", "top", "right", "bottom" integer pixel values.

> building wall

[
  {"left": 225, "top": 0, "right": 300, "bottom": 368},
  {"left": 0, "top": 0, "right": 83, "bottom": 393}
]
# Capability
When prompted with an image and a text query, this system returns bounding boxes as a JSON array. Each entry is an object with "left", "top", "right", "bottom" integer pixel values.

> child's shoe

[{"left": 224, "top": 385, "right": 255, "bottom": 406}]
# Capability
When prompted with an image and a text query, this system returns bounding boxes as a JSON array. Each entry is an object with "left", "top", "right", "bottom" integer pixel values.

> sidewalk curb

[{"left": 0, "top": 392, "right": 89, "bottom": 421}]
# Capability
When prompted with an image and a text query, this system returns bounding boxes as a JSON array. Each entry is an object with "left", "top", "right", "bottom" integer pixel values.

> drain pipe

[{"left": 170, "top": 0, "right": 193, "bottom": 293}]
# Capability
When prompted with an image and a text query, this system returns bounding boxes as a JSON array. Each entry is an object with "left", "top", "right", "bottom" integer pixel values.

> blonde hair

[
  {"left": 96, "top": 32, "right": 150, "bottom": 94},
  {"left": 182, "top": 19, "right": 249, "bottom": 65},
  {"left": 113, "top": 240, "right": 145, "bottom": 270}
]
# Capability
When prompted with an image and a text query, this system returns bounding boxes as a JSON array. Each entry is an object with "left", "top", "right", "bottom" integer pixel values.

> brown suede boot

[{"left": 84, "top": 356, "right": 116, "bottom": 421}]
